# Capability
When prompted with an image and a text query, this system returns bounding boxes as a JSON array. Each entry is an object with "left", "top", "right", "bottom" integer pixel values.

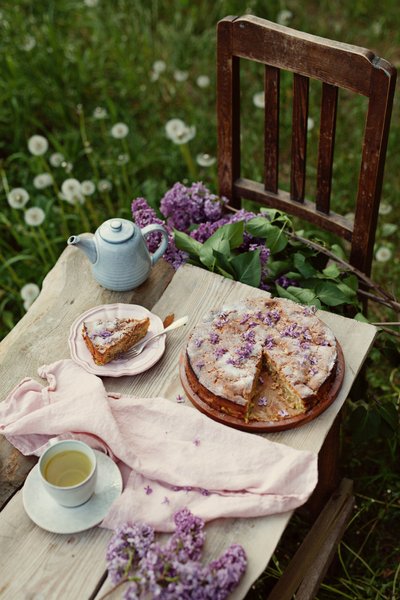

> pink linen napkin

[{"left": 0, "top": 359, "right": 318, "bottom": 532}]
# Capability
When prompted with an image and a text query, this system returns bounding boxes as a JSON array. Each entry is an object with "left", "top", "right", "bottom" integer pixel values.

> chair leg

[{"left": 267, "top": 478, "right": 354, "bottom": 600}]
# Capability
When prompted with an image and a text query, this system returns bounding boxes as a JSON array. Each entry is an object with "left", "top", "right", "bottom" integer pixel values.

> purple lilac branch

[{"left": 103, "top": 508, "right": 247, "bottom": 600}]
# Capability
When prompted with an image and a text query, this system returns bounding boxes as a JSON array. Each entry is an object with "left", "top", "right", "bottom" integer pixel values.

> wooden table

[{"left": 0, "top": 247, "right": 377, "bottom": 599}]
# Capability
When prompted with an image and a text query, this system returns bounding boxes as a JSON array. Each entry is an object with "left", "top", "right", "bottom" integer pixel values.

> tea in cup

[{"left": 39, "top": 439, "right": 97, "bottom": 508}]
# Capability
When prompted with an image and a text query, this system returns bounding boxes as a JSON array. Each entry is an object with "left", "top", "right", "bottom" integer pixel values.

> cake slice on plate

[{"left": 82, "top": 316, "right": 150, "bottom": 365}]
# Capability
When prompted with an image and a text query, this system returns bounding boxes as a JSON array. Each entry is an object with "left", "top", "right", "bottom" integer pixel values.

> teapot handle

[{"left": 141, "top": 224, "right": 169, "bottom": 265}]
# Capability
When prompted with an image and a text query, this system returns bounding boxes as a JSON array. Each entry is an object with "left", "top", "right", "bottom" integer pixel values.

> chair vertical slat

[
  {"left": 217, "top": 18, "right": 241, "bottom": 208},
  {"left": 264, "top": 65, "right": 280, "bottom": 193},
  {"left": 316, "top": 83, "right": 338, "bottom": 214},
  {"left": 350, "top": 60, "right": 397, "bottom": 275},
  {"left": 291, "top": 73, "right": 309, "bottom": 202}
]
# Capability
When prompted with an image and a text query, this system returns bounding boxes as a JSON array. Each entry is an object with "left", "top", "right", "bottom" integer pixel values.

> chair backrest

[{"left": 217, "top": 15, "right": 396, "bottom": 276}]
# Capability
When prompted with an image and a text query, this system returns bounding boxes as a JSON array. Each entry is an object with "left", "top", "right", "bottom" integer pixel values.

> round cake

[{"left": 184, "top": 296, "right": 338, "bottom": 422}]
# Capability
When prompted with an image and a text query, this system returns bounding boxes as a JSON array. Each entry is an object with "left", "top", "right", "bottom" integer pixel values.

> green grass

[{"left": 0, "top": 1, "right": 399, "bottom": 598}]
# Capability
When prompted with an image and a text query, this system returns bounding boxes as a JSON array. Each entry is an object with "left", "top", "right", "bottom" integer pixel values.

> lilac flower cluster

[
  {"left": 106, "top": 508, "right": 247, "bottom": 600},
  {"left": 131, "top": 197, "right": 187, "bottom": 269},
  {"left": 160, "top": 181, "right": 227, "bottom": 232},
  {"left": 276, "top": 274, "right": 298, "bottom": 289}
]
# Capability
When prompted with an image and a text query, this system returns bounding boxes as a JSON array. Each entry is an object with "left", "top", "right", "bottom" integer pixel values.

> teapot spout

[{"left": 67, "top": 233, "right": 97, "bottom": 264}]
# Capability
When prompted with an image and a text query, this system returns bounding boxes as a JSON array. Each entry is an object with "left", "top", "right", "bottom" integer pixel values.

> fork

[{"left": 124, "top": 316, "right": 189, "bottom": 358}]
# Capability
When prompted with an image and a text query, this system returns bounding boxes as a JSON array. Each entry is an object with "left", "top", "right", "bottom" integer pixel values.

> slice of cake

[
  {"left": 82, "top": 316, "right": 150, "bottom": 365},
  {"left": 185, "top": 297, "right": 338, "bottom": 421}
]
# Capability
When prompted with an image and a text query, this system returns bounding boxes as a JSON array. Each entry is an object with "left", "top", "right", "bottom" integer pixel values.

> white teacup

[{"left": 39, "top": 439, "right": 97, "bottom": 508}]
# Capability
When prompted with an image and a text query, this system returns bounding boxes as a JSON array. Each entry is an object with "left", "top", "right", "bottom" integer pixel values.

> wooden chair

[{"left": 216, "top": 15, "right": 396, "bottom": 599}]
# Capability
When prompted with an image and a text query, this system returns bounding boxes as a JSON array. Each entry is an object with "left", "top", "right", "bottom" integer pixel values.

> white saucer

[
  {"left": 68, "top": 303, "right": 165, "bottom": 377},
  {"left": 22, "top": 451, "right": 123, "bottom": 534}
]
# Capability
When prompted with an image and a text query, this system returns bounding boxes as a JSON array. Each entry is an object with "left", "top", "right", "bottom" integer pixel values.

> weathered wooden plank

[{"left": 0, "top": 491, "right": 112, "bottom": 599}]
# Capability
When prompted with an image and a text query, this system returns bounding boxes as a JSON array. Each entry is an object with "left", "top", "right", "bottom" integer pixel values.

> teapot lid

[{"left": 99, "top": 219, "right": 135, "bottom": 244}]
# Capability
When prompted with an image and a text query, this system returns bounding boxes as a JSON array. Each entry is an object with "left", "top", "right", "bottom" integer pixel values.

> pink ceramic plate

[{"left": 68, "top": 303, "right": 165, "bottom": 376}]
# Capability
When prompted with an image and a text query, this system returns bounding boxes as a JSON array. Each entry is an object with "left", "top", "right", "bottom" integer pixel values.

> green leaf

[
  {"left": 282, "top": 271, "right": 302, "bottom": 281},
  {"left": 245, "top": 216, "right": 272, "bottom": 237},
  {"left": 330, "top": 244, "right": 347, "bottom": 260},
  {"left": 173, "top": 230, "right": 202, "bottom": 257},
  {"left": 215, "top": 265, "right": 234, "bottom": 279},
  {"left": 246, "top": 219, "right": 288, "bottom": 253},
  {"left": 377, "top": 401, "right": 398, "bottom": 432},
  {"left": 203, "top": 221, "right": 244, "bottom": 252},
  {"left": 266, "top": 259, "right": 292, "bottom": 278},
  {"left": 230, "top": 249, "right": 261, "bottom": 287},
  {"left": 354, "top": 312, "right": 369, "bottom": 322},
  {"left": 293, "top": 253, "right": 318, "bottom": 278},
  {"left": 322, "top": 263, "right": 341, "bottom": 279},
  {"left": 275, "top": 284, "right": 301, "bottom": 302},
  {"left": 213, "top": 249, "right": 236, "bottom": 277},
  {"left": 284, "top": 286, "right": 321, "bottom": 307},
  {"left": 199, "top": 248, "right": 215, "bottom": 270},
  {"left": 314, "top": 281, "right": 352, "bottom": 306},
  {"left": 336, "top": 281, "right": 358, "bottom": 299},
  {"left": 342, "top": 274, "right": 359, "bottom": 291}
]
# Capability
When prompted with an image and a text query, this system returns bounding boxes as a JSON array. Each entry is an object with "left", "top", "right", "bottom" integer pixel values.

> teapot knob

[{"left": 110, "top": 219, "right": 122, "bottom": 231}]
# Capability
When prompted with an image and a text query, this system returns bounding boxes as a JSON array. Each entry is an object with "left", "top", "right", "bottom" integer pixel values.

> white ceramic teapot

[{"left": 67, "top": 218, "right": 168, "bottom": 291}]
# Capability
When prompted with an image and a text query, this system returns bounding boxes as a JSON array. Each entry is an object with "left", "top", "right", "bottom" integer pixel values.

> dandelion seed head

[
  {"left": 165, "top": 118, "right": 195, "bottom": 145},
  {"left": 49, "top": 152, "right": 65, "bottom": 167},
  {"left": 24, "top": 207, "right": 45, "bottom": 227},
  {"left": 20, "top": 35, "right": 36, "bottom": 51},
  {"left": 81, "top": 180, "right": 96, "bottom": 195},
  {"left": 98, "top": 179, "right": 112, "bottom": 192},
  {"left": 28, "top": 134, "right": 49, "bottom": 156},
  {"left": 117, "top": 153, "right": 130, "bottom": 165},
  {"left": 277, "top": 9, "right": 293, "bottom": 26},
  {"left": 173, "top": 69, "right": 189, "bottom": 82},
  {"left": 196, "top": 153, "right": 216, "bottom": 167},
  {"left": 61, "top": 178, "right": 82, "bottom": 202},
  {"left": 93, "top": 106, "right": 107, "bottom": 119},
  {"left": 111, "top": 122, "right": 129, "bottom": 139},
  {"left": 196, "top": 75, "right": 210, "bottom": 88},
  {"left": 379, "top": 203, "right": 392, "bottom": 215},
  {"left": 375, "top": 246, "right": 392, "bottom": 262},
  {"left": 7, "top": 187, "right": 29, "bottom": 209},
  {"left": 33, "top": 173, "right": 53, "bottom": 189},
  {"left": 20, "top": 283, "right": 40, "bottom": 302},
  {"left": 62, "top": 161, "right": 73, "bottom": 173},
  {"left": 253, "top": 91, "right": 264, "bottom": 108},
  {"left": 152, "top": 60, "right": 166, "bottom": 74}
]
